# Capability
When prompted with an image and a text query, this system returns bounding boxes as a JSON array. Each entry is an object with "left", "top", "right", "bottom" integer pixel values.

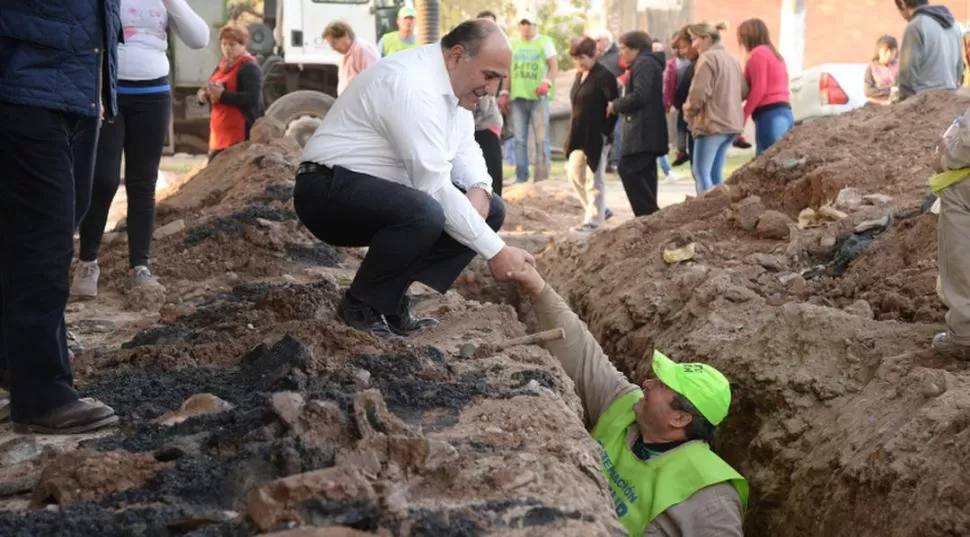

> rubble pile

[{"left": 0, "top": 121, "right": 625, "bottom": 536}]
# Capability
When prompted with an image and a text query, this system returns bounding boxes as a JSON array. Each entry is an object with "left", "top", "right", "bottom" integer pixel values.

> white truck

[{"left": 167, "top": 0, "right": 426, "bottom": 153}]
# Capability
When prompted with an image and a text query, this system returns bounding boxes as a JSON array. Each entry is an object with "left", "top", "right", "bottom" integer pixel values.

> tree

[{"left": 438, "top": 0, "right": 592, "bottom": 71}]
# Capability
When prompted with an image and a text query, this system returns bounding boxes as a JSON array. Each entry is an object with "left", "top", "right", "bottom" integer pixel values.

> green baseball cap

[
  {"left": 398, "top": 6, "right": 416, "bottom": 18},
  {"left": 651, "top": 350, "right": 732, "bottom": 426}
]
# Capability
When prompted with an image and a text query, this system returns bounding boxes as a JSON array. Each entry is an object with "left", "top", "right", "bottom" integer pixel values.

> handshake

[{"left": 487, "top": 246, "right": 543, "bottom": 294}]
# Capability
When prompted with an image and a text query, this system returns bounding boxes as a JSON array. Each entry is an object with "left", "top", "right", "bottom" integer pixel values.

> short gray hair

[
  {"left": 591, "top": 28, "right": 613, "bottom": 44},
  {"left": 671, "top": 393, "right": 717, "bottom": 444}
]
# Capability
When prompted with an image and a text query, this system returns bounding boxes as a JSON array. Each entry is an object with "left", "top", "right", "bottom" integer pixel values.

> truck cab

[{"left": 168, "top": 0, "right": 405, "bottom": 154}]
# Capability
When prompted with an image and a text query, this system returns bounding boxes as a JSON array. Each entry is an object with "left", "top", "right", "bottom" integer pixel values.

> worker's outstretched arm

[{"left": 508, "top": 265, "right": 638, "bottom": 427}]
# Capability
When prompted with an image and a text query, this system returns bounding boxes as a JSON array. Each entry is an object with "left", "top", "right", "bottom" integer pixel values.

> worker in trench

[
  {"left": 929, "top": 108, "right": 970, "bottom": 360},
  {"left": 506, "top": 263, "right": 748, "bottom": 536},
  {"left": 294, "top": 19, "right": 535, "bottom": 339}
]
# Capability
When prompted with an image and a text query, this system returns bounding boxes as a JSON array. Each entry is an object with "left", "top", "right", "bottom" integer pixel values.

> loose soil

[{"left": 535, "top": 90, "right": 970, "bottom": 537}]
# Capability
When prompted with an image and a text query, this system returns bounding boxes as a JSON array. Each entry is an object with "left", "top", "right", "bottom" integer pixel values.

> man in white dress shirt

[{"left": 295, "top": 19, "right": 536, "bottom": 339}]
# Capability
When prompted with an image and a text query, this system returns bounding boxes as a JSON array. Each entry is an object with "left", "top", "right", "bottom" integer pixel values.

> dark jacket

[
  {"left": 612, "top": 51, "right": 668, "bottom": 158},
  {"left": 565, "top": 63, "right": 619, "bottom": 172},
  {"left": 0, "top": 0, "right": 122, "bottom": 117},
  {"left": 674, "top": 60, "right": 695, "bottom": 110},
  {"left": 598, "top": 43, "right": 623, "bottom": 78}
]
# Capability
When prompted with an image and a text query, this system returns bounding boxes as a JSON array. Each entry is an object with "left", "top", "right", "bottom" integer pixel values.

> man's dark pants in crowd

[
  {"left": 294, "top": 164, "right": 505, "bottom": 337},
  {"left": 0, "top": 105, "right": 113, "bottom": 429}
]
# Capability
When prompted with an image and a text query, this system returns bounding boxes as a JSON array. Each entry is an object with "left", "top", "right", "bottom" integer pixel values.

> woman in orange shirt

[{"left": 198, "top": 25, "right": 263, "bottom": 160}]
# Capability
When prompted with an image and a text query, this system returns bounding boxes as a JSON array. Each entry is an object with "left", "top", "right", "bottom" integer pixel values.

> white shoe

[
  {"left": 663, "top": 172, "right": 682, "bottom": 182},
  {"left": 131, "top": 265, "right": 162, "bottom": 289},
  {"left": 71, "top": 261, "right": 100, "bottom": 298}
]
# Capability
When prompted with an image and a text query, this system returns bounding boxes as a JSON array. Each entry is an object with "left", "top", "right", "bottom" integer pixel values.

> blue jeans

[
  {"left": 753, "top": 105, "right": 794, "bottom": 156},
  {"left": 658, "top": 154, "right": 672, "bottom": 176},
  {"left": 692, "top": 133, "right": 735, "bottom": 193},
  {"left": 609, "top": 120, "right": 622, "bottom": 166},
  {"left": 510, "top": 98, "right": 550, "bottom": 182}
]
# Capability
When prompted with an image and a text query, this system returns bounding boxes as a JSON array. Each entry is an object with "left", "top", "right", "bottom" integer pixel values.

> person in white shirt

[
  {"left": 296, "top": 19, "right": 536, "bottom": 339},
  {"left": 73, "top": 0, "right": 209, "bottom": 299}
]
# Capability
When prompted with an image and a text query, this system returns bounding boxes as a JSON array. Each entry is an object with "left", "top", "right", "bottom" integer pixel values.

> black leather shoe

[
  {"left": 337, "top": 294, "right": 401, "bottom": 340},
  {"left": 386, "top": 296, "right": 438, "bottom": 336}
]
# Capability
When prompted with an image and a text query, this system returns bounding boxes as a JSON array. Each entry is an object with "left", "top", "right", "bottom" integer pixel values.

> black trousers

[
  {"left": 78, "top": 90, "right": 171, "bottom": 267},
  {"left": 293, "top": 166, "right": 505, "bottom": 315},
  {"left": 474, "top": 129, "right": 504, "bottom": 197},
  {"left": 0, "top": 102, "right": 86, "bottom": 421},
  {"left": 618, "top": 152, "right": 660, "bottom": 217}
]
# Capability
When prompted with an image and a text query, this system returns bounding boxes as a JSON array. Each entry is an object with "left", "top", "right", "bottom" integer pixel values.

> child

[
  {"left": 670, "top": 29, "right": 696, "bottom": 166},
  {"left": 653, "top": 39, "right": 680, "bottom": 181},
  {"left": 864, "top": 35, "right": 899, "bottom": 105}
]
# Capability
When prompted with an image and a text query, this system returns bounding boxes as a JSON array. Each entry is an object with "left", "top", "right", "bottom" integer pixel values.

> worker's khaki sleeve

[{"left": 532, "top": 283, "right": 639, "bottom": 427}]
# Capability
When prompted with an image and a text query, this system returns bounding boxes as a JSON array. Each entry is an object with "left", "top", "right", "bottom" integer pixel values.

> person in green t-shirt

[
  {"left": 505, "top": 263, "right": 748, "bottom": 537},
  {"left": 499, "top": 12, "right": 557, "bottom": 183},
  {"left": 378, "top": 6, "right": 418, "bottom": 57}
]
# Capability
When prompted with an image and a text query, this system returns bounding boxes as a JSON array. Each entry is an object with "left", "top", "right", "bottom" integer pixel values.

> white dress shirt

[{"left": 301, "top": 44, "right": 506, "bottom": 260}]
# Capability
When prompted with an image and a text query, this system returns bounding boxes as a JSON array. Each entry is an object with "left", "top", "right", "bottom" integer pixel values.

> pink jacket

[
  {"left": 338, "top": 38, "right": 379, "bottom": 95},
  {"left": 663, "top": 58, "right": 677, "bottom": 110}
]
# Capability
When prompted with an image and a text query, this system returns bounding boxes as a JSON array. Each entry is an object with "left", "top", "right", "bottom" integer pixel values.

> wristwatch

[{"left": 469, "top": 181, "right": 494, "bottom": 200}]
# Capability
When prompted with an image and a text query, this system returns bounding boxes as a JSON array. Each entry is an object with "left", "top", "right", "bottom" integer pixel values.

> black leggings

[
  {"left": 78, "top": 90, "right": 171, "bottom": 267},
  {"left": 474, "top": 129, "right": 504, "bottom": 197}
]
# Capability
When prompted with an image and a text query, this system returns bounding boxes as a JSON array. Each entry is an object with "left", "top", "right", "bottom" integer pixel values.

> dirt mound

[
  {"left": 4, "top": 126, "right": 627, "bottom": 536},
  {"left": 729, "top": 89, "right": 970, "bottom": 214},
  {"left": 501, "top": 182, "right": 585, "bottom": 232},
  {"left": 537, "top": 92, "right": 970, "bottom": 536}
]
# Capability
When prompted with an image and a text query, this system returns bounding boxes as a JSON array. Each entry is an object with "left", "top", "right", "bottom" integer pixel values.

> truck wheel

[
  {"left": 261, "top": 56, "right": 286, "bottom": 109},
  {"left": 264, "top": 90, "right": 335, "bottom": 148}
]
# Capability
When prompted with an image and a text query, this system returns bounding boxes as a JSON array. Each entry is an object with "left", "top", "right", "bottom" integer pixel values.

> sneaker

[
  {"left": 932, "top": 332, "right": 970, "bottom": 360},
  {"left": 131, "top": 265, "right": 162, "bottom": 289},
  {"left": 663, "top": 172, "right": 681, "bottom": 183},
  {"left": 71, "top": 260, "right": 100, "bottom": 299},
  {"left": 573, "top": 222, "right": 599, "bottom": 232},
  {"left": 733, "top": 136, "right": 752, "bottom": 150}
]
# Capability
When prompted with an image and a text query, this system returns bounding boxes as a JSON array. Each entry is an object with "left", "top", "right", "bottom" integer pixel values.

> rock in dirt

[
  {"left": 157, "top": 393, "right": 233, "bottom": 426},
  {"left": 246, "top": 466, "right": 377, "bottom": 531},
  {"left": 32, "top": 450, "right": 171, "bottom": 506},
  {"left": 734, "top": 195, "right": 766, "bottom": 231},
  {"left": 843, "top": 299, "right": 874, "bottom": 319},
  {"left": 834, "top": 187, "right": 863, "bottom": 211},
  {"left": 153, "top": 218, "right": 186, "bottom": 240},
  {"left": 756, "top": 210, "right": 793, "bottom": 240}
]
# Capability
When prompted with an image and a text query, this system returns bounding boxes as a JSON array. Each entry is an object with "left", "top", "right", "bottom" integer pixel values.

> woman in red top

[
  {"left": 738, "top": 18, "right": 792, "bottom": 156},
  {"left": 197, "top": 25, "right": 263, "bottom": 160}
]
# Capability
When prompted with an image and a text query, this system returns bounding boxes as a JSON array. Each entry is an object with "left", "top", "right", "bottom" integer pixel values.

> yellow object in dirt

[{"left": 663, "top": 243, "right": 696, "bottom": 264}]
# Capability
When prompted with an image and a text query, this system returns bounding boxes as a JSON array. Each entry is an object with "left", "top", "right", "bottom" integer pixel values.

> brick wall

[{"left": 634, "top": 0, "right": 970, "bottom": 69}]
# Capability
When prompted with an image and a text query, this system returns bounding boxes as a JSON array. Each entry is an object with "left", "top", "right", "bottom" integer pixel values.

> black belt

[{"left": 296, "top": 161, "right": 332, "bottom": 176}]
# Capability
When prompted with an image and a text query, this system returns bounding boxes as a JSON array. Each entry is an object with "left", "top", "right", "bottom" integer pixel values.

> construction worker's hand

[
  {"left": 505, "top": 263, "right": 546, "bottom": 296},
  {"left": 466, "top": 189, "right": 490, "bottom": 218},
  {"left": 488, "top": 246, "right": 536, "bottom": 282},
  {"left": 498, "top": 92, "right": 510, "bottom": 115},
  {"left": 535, "top": 79, "right": 551, "bottom": 97}
]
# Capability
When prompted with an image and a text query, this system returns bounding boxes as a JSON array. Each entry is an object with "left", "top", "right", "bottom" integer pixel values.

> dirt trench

[
  {"left": 0, "top": 119, "right": 625, "bottom": 536},
  {"left": 533, "top": 91, "right": 970, "bottom": 536}
]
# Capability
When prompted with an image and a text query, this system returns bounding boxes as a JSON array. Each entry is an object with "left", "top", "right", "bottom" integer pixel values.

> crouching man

[
  {"left": 507, "top": 264, "right": 748, "bottom": 536},
  {"left": 294, "top": 19, "right": 535, "bottom": 339}
]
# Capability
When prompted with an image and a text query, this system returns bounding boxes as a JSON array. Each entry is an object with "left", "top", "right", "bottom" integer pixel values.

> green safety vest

[
  {"left": 510, "top": 35, "right": 554, "bottom": 101},
  {"left": 929, "top": 167, "right": 970, "bottom": 194},
  {"left": 381, "top": 31, "right": 418, "bottom": 56},
  {"left": 590, "top": 391, "right": 749, "bottom": 536}
]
